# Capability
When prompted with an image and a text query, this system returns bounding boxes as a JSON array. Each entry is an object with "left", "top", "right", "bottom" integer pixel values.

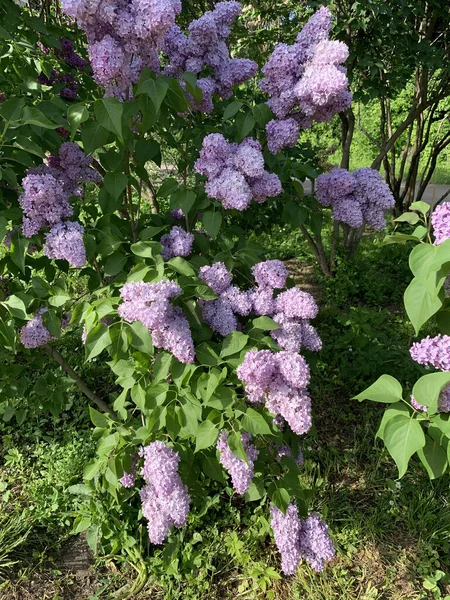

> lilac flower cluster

[
  {"left": 237, "top": 349, "right": 312, "bottom": 435},
  {"left": 20, "top": 308, "right": 53, "bottom": 349},
  {"left": 260, "top": 7, "right": 351, "bottom": 153},
  {"left": 410, "top": 334, "right": 450, "bottom": 413},
  {"left": 118, "top": 279, "right": 195, "bottom": 363},
  {"left": 163, "top": 1, "right": 257, "bottom": 113},
  {"left": 160, "top": 226, "right": 194, "bottom": 260},
  {"left": 119, "top": 454, "right": 139, "bottom": 488},
  {"left": 38, "top": 70, "right": 79, "bottom": 99},
  {"left": 431, "top": 203, "right": 450, "bottom": 245},
  {"left": 139, "top": 442, "right": 190, "bottom": 544},
  {"left": 56, "top": 38, "right": 89, "bottom": 70},
  {"left": 270, "top": 503, "right": 335, "bottom": 575},
  {"left": 316, "top": 167, "right": 395, "bottom": 230},
  {"left": 61, "top": 0, "right": 180, "bottom": 97},
  {"left": 275, "top": 442, "right": 304, "bottom": 467},
  {"left": 18, "top": 142, "right": 99, "bottom": 266},
  {"left": 195, "top": 134, "right": 282, "bottom": 210},
  {"left": 170, "top": 208, "right": 185, "bottom": 221},
  {"left": 216, "top": 431, "right": 258, "bottom": 495}
]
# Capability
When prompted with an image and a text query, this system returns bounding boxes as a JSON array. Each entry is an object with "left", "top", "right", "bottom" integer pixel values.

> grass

[{"left": 1, "top": 230, "right": 450, "bottom": 599}]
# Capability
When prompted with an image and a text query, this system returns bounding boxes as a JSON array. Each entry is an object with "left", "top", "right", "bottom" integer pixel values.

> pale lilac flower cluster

[
  {"left": 195, "top": 134, "right": 282, "bottom": 210},
  {"left": 260, "top": 7, "right": 351, "bottom": 153},
  {"left": 61, "top": 0, "right": 180, "bottom": 96},
  {"left": 237, "top": 350, "right": 312, "bottom": 435},
  {"left": 119, "top": 454, "right": 139, "bottom": 488},
  {"left": 163, "top": 1, "right": 257, "bottom": 113},
  {"left": 18, "top": 142, "right": 98, "bottom": 266},
  {"left": 118, "top": 279, "right": 195, "bottom": 363},
  {"left": 198, "top": 262, "right": 252, "bottom": 336},
  {"left": 216, "top": 431, "right": 259, "bottom": 495},
  {"left": 410, "top": 334, "right": 450, "bottom": 413},
  {"left": 431, "top": 203, "right": 450, "bottom": 245},
  {"left": 270, "top": 504, "right": 334, "bottom": 575},
  {"left": 410, "top": 396, "right": 427, "bottom": 411},
  {"left": 20, "top": 308, "right": 53, "bottom": 348},
  {"left": 139, "top": 442, "right": 190, "bottom": 544},
  {"left": 44, "top": 222, "right": 86, "bottom": 267},
  {"left": 316, "top": 167, "right": 395, "bottom": 230},
  {"left": 160, "top": 226, "right": 194, "bottom": 260}
]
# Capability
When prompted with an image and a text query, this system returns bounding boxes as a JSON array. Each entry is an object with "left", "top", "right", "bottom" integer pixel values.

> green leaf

[
  {"left": 410, "top": 201, "right": 430, "bottom": 215},
  {"left": 203, "top": 211, "right": 222, "bottom": 239},
  {"left": 94, "top": 98, "right": 123, "bottom": 139},
  {"left": 404, "top": 277, "right": 443, "bottom": 335},
  {"left": 83, "top": 459, "right": 101, "bottom": 480},
  {"left": 21, "top": 106, "right": 58, "bottom": 129},
  {"left": 252, "top": 103, "right": 273, "bottom": 127},
  {"left": 134, "top": 139, "right": 161, "bottom": 165},
  {"left": 394, "top": 212, "right": 420, "bottom": 224},
  {"left": 129, "top": 321, "right": 154, "bottom": 355},
  {"left": 2, "top": 295, "right": 27, "bottom": 319},
  {"left": 13, "top": 136, "right": 45, "bottom": 157},
  {"left": 268, "top": 481, "right": 290, "bottom": 512},
  {"left": 196, "top": 342, "right": 220, "bottom": 366},
  {"left": 195, "top": 421, "right": 219, "bottom": 452},
  {"left": 412, "top": 372, "right": 450, "bottom": 415},
  {"left": 0, "top": 97, "right": 24, "bottom": 124},
  {"left": 252, "top": 316, "right": 280, "bottom": 330},
  {"left": 158, "top": 177, "right": 179, "bottom": 198},
  {"left": 104, "top": 252, "right": 127, "bottom": 277},
  {"left": 167, "top": 257, "right": 195, "bottom": 276},
  {"left": 136, "top": 73, "right": 169, "bottom": 113},
  {"left": 103, "top": 172, "right": 128, "bottom": 200},
  {"left": 221, "top": 331, "right": 248, "bottom": 358},
  {"left": 81, "top": 121, "right": 112, "bottom": 154},
  {"left": 67, "top": 103, "right": 89, "bottom": 138},
  {"left": 228, "top": 431, "right": 248, "bottom": 462},
  {"left": 73, "top": 516, "right": 91, "bottom": 534},
  {"left": 242, "top": 407, "right": 272, "bottom": 435},
  {"left": 354, "top": 374, "right": 403, "bottom": 404},
  {"left": 89, "top": 407, "right": 109, "bottom": 428},
  {"left": 202, "top": 454, "right": 225, "bottom": 482},
  {"left": 153, "top": 352, "right": 173, "bottom": 382},
  {"left": 85, "top": 323, "right": 112, "bottom": 360},
  {"left": 170, "top": 188, "right": 196, "bottom": 215},
  {"left": 42, "top": 310, "right": 60, "bottom": 337},
  {"left": 417, "top": 436, "right": 448, "bottom": 479},
  {"left": 282, "top": 201, "right": 308, "bottom": 227},
  {"left": 383, "top": 415, "right": 426, "bottom": 477},
  {"left": 10, "top": 234, "right": 28, "bottom": 274},
  {"left": 223, "top": 101, "right": 243, "bottom": 121},
  {"left": 236, "top": 113, "right": 255, "bottom": 141},
  {"left": 131, "top": 240, "right": 162, "bottom": 258}
]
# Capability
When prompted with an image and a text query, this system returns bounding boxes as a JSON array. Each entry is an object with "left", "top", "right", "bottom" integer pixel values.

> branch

[{"left": 44, "top": 345, "right": 116, "bottom": 417}]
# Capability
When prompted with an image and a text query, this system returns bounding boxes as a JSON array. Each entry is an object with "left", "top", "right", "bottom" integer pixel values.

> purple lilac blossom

[
  {"left": 252, "top": 260, "right": 288, "bottom": 289},
  {"left": 160, "top": 226, "right": 194, "bottom": 260},
  {"left": 195, "top": 134, "right": 282, "bottom": 210},
  {"left": 410, "top": 396, "right": 427, "bottom": 412},
  {"left": 171, "top": 208, "right": 185, "bottom": 221},
  {"left": 199, "top": 262, "right": 232, "bottom": 294},
  {"left": 43, "top": 221, "right": 86, "bottom": 267},
  {"left": 275, "top": 442, "right": 304, "bottom": 467},
  {"left": 316, "top": 167, "right": 394, "bottom": 230},
  {"left": 216, "top": 431, "right": 258, "bottom": 495},
  {"left": 199, "top": 297, "right": 238, "bottom": 337},
  {"left": 118, "top": 279, "right": 195, "bottom": 363},
  {"left": 20, "top": 308, "right": 53, "bottom": 348},
  {"left": 163, "top": 2, "right": 257, "bottom": 113},
  {"left": 431, "top": 203, "right": 450, "bottom": 245},
  {"left": 300, "top": 512, "right": 335, "bottom": 572},
  {"left": 138, "top": 442, "right": 189, "bottom": 544},
  {"left": 119, "top": 454, "right": 139, "bottom": 488},
  {"left": 410, "top": 335, "right": 450, "bottom": 371},
  {"left": 260, "top": 7, "right": 351, "bottom": 152},
  {"left": 270, "top": 503, "right": 303, "bottom": 575}
]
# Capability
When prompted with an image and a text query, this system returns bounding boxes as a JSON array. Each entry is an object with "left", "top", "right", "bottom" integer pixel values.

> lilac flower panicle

[
  {"left": 171, "top": 208, "right": 185, "bottom": 220},
  {"left": 252, "top": 260, "right": 288, "bottom": 289},
  {"left": 431, "top": 203, "right": 450, "bottom": 245},
  {"left": 138, "top": 442, "right": 189, "bottom": 544},
  {"left": 270, "top": 504, "right": 302, "bottom": 575},
  {"left": 410, "top": 335, "right": 450, "bottom": 372},
  {"left": 216, "top": 431, "right": 258, "bottom": 495},
  {"left": 199, "top": 297, "right": 238, "bottom": 337},
  {"left": 20, "top": 309, "right": 53, "bottom": 348},
  {"left": 195, "top": 133, "right": 282, "bottom": 210},
  {"left": 44, "top": 221, "right": 86, "bottom": 267},
  {"left": 199, "top": 262, "right": 232, "bottom": 294},
  {"left": 300, "top": 513, "right": 335, "bottom": 572},
  {"left": 266, "top": 119, "right": 299, "bottom": 154},
  {"left": 119, "top": 454, "right": 138, "bottom": 488},
  {"left": 160, "top": 226, "right": 194, "bottom": 260},
  {"left": 275, "top": 288, "right": 318, "bottom": 319},
  {"left": 410, "top": 396, "right": 427, "bottom": 412}
]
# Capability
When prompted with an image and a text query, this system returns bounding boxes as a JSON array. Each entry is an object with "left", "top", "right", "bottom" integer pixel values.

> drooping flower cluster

[
  {"left": 237, "top": 350, "right": 312, "bottom": 435},
  {"left": 216, "top": 431, "right": 259, "bottom": 495},
  {"left": 431, "top": 203, "right": 450, "bottom": 245},
  {"left": 195, "top": 134, "right": 282, "bottom": 210},
  {"left": 270, "top": 504, "right": 334, "bottom": 575},
  {"left": 316, "top": 167, "right": 395, "bottom": 230},
  {"left": 160, "top": 226, "right": 194, "bottom": 260},
  {"left": 198, "top": 261, "right": 252, "bottom": 336},
  {"left": 260, "top": 6, "right": 351, "bottom": 153},
  {"left": 61, "top": 0, "right": 180, "bottom": 96},
  {"left": 18, "top": 142, "right": 99, "bottom": 266},
  {"left": 410, "top": 334, "right": 450, "bottom": 413},
  {"left": 20, "top": 308, "right": 53, "bottom": 348},
  {"left": 118, "top": 279, "right": 195, "bottom": 363},
  {"left": 163, "top": 1, "right": 257, "bottom": 113},
  {"left": 139, "top": 442, "right": 190, "bottom": 544}
]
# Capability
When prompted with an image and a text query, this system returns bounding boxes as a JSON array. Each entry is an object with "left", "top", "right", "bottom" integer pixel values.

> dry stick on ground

[{"left": 44, "top": 344, "right": 116, "bottom": 417}]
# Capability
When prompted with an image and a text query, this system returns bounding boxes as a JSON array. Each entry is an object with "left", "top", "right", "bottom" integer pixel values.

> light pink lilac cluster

[
  {"left": 195, "top": 134, "right": 282, "bottom": 210},
  {"left": 61, "top": 0, "right": 180, "bottom": 97},
  {"left": 163, "top": 1, "right": 257, "bottom": 113},
  {"left": 216, "top": 431, "right": 258, "bottom": 494},
  {"left": 118, "top": 279, "right": 195, "bottom": 363},
  {"left": 260, "top": 6, "right": 351, "bottom": 153},
  {"left": 270, "top": 503, "right": 334, "bottom": 575},
  {"left": 160, "top": 226, "right": 194, "bottom": 260},
  {"left": 198, "top": 261, "right": 252, "bottom": 336},
  {"left": 237, "top": 349, "right": 312, "bottom": 435},
  {"left": 139, "top": 442, "right": 190, "bottom": 544},
  {"left": 18, "top": 142, "right": 99, "bottom": 267},
  {"left": 316, "top": 167, "right": 395, "bottom": 230},
  {"left": 431, "top": 203, "right": 450, "bottom": 245},
  {"left": 20, "top": 308, "right": 53, "bottom": 348},
  {"left": 410, "top": 334, "right": 450, "bottom": 413}
]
